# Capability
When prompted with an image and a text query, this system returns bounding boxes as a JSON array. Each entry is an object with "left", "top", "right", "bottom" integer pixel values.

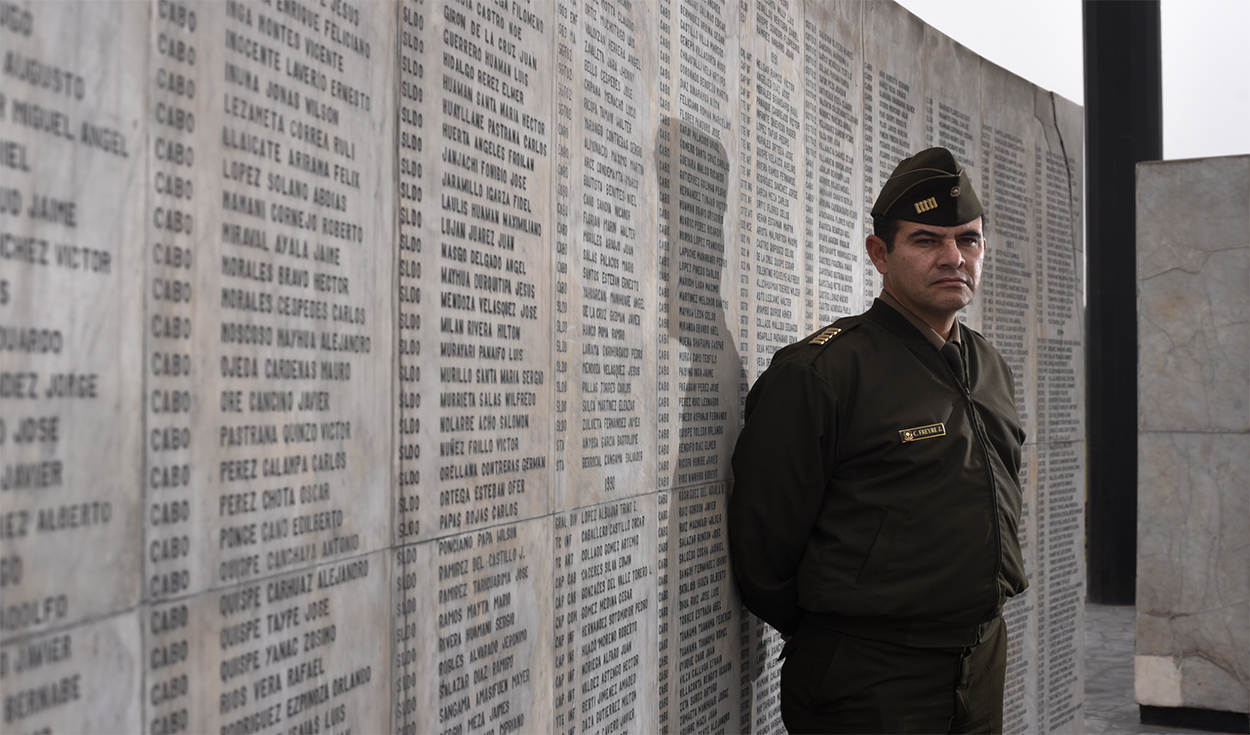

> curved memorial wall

[{"left": 0, "top": 0, "right": 1084, "bottom": 732}]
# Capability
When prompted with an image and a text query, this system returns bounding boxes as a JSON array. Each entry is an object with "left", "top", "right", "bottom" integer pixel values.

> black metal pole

[{"left": 1083, "top": 0, "right": 1162, "bottom": 605}]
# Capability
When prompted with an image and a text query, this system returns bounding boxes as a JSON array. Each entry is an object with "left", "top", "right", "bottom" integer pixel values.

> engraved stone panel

[
  {"left": 659, "top": 482, "right": 737, "bottom": 733},
  {"left": 802, "top": 1, "right": 864, "bottom": 328},
  {"left": 554, "top": 0, "right": 656, "bottom": 511},
  {"left": 656, "top": 115, "right": 742, "bottom": 732},
  {"left": 141, "top": 0, "right": 395, "bottom": 603},
  {"left": 0, "top": 0, "right": 146, "bottom": 638},
  {"left": 393, "top": 518, "right": 554, "bottom": 734},
  {"left": 549, "top": 1, "right": 662, "bottom": 731},
  {"left": 652, "top": 1, "right": 748, "bottom": 731},
  {"left": 740, "top": 0, "right": 805, "bottom": 376},
  {"left": 146, "top": 551, "right": 391, "bottom": 733},
  {"left": 977, "top": 59, "right": 1087, "bottom": 734},
  {"left": 140, "top": 1, "right": 398, "bottom": 731},
  {"left": 860, "top": 1, "right": 925, "bottom": 313},
  {"left": 1034, "top": 89, "right": 1086, "bottom": 735},
  {"left": 0, "top": 611, "right": 142, "bottom": 732},
  {"left": 404, "top": 0, "right": 554, "bottom": 544},
  {"left": 556, "top": 496, "right": 658, "bottom": 733},
  {"left": 979, "top": 61, "right": 1046, "bottom": 735}
]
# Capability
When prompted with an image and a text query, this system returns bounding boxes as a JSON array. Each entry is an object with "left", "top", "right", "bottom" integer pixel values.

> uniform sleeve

[{"left": 727, "top": 359, "right": 836, "bottom": 636}]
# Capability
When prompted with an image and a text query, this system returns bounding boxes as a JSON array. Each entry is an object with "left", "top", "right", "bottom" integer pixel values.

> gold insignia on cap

[
  {"left": 913, "top": 196, "right": 938, "bottom": 214},
  {"left": 899, "top": 422, "right": 946, "bottom": 442},
  {"left": 950, "top": 186, "right": 961, "bottom": 197},
  {"left": 809, "top": 327, "right": 842, "bottom": 345}
]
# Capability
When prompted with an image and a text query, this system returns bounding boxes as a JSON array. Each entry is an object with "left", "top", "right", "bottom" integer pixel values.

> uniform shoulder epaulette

[
  {"left": 808, "top": 319, "right": 859, "bottom": 347},
  {"left": 809, "top": 326, "right": 844, "bottom": 345},
  {"left": 768, "top": 319, "right": 861, "bottom": 369}
]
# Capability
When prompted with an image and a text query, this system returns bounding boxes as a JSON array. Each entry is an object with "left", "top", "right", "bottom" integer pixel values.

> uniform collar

[{"left": 878, "top": 290, "right": 961, "bottom": 351}]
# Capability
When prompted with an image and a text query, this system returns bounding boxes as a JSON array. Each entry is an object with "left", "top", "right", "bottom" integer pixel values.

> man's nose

[{"left": 936, "top": 238, "right": 965, "bottom": 268}]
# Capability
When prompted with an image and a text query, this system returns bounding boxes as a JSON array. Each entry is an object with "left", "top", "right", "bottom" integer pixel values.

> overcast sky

[{"left": 897, "top": 0, "right": 1250, "bottom": 161}]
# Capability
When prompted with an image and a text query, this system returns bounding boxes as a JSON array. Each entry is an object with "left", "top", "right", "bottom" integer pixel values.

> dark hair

[
  {"left": 871, "top": 213, "right": 990, "bottom": 253},
  {"left": 871, "top": 215, "right": 903, "bottom": 252}
]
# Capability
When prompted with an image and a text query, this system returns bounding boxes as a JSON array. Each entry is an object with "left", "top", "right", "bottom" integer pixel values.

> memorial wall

[{"left": 0, "top": 0, "right": 1084, "bottom": 732}]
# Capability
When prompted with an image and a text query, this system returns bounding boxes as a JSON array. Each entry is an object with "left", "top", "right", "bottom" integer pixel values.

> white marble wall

[
  {"left": 0, "top": 1, "right": 1084, "bottom": 732},
  {"left": 1136, "top": 155, "right": 1250, "bottom": 714}
]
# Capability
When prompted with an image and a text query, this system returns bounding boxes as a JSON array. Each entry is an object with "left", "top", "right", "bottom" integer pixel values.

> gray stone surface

[
  {"left": 802, "top": 0, "right": 866, "bottom": 328},
  {"left": 166, "top": 551, "right": 393, "bottom": 732},
  {"left": 395, "top": 518, "right": 555, "bottom": 734},
  {"left": 0, "top": 611, "right": 143, "bottom": 732},
  {"left": 1086, "top": 603, "right": 1215, "bottom": 735},
  {"left": 409, "top": 0, "right": 554, "bottom": 540},
  {"left": 555, "top": 0, "right": 657, "bottom": 514},
  {"left": 1136, "top": 156, "right": 1250, "bottom": 716},
  {"left": 0, "top": 0, "right": 147, "bottom": 641},
  {"left": 0, "top": 1, "right": 1087, "bottom": 731},
  {"left": 977, "top": 58, "right": 1088, "bottom": 734},
  {"left": 1138, "top": 157, "right": 1250, "bottom": 434},
  {"left": 137, "top": 2, "right": 399, "bottom": 729}
]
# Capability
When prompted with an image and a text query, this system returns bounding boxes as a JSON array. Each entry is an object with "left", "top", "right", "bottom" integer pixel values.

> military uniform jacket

[{"left": 728, "top": 300, "right": 1028, "bottom": 639}]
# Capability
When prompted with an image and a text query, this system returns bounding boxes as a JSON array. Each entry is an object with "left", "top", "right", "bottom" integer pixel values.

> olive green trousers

[{"left": 778, "top": 616, "right": 1007, "bottom": 734}]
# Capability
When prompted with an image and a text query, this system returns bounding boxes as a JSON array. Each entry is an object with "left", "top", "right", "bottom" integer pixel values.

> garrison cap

[{"left": 871, "top": 147, "right": 982, "bottom": 225}]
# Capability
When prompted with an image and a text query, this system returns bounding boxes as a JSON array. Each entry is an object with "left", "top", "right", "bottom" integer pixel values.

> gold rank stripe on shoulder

[
  {"left": 899, "top": 423, "right": 946, "bottom": 443},
  {"left": 809, "top": 327, "right": 842, "bottom": 345}
]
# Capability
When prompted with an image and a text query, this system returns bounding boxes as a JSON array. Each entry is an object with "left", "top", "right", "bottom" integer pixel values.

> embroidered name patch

[{"left": 899, "top": 423, "right": 946, "bottom": 443}]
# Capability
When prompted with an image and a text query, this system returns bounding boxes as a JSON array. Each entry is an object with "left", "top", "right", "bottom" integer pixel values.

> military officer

[{"left": 728, "top": 147, "right": 1028, "bottom": 734}]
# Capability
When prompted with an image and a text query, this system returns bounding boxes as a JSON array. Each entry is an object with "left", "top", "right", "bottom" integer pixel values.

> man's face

[{"left": 866, "top": 218, "right": 985, "bottom": 328}]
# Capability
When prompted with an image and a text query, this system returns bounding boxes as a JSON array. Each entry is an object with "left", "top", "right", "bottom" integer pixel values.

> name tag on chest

[{"left": 899, "top": 423, "right": 946, "bottom": 443}]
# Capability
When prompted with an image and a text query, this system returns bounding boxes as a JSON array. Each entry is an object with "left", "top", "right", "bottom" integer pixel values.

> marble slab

[
  {"left": 553, "top": 0, "right": 657, "bottom": 513},
  {"left": 1136, "top": 155, "right": 1250, "bottom": 715},
  {"left": 553, "top": 494, "right": 658, "bottom": 733},
  {"left": 858, "top": 1, "right": 926, "bottom": 314},
  {"left": 0, "top": 610, "right": 143, "bottom": 732},
  {"left": 802, "top": 1, "right": 865, "bottom": 329},
  {"left": 658, "top": 482, "right": 739, "bottom": 732},
  {"left": 141, "top": 0, "right": 396, "bottom": 604},
  {"left": 144, "top": 549, "right": 393, "bottom": 733},
  {"left": 737, "top": 0, "right": 808, "bottom": 379},
  {"left": 0, "top": 0, "right": 147, "bottom": 639},
  {"left": 1138, "top": 156, "right": 1250, "bottom": 434},
  {"left": 400, "top": 0, "right": 555, "bottom": 544},
  {"left": 394, "top": 517, "right": 554, "bottom": 734}
]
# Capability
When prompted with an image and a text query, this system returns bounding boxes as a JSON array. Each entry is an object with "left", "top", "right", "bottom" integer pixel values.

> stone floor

[{"left": 1083, "top": 603, "right": 1209, "bottom": 734}]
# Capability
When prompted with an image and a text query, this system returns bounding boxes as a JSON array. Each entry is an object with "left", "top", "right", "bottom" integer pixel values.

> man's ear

[{"left": 865, "top": 235, "right": 890, "bottom": 276}]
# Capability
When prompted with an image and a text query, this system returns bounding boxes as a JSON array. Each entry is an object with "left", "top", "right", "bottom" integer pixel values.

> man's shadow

[
  {"left": 655, "top": 117, "right": 746, "bottom": 732},
  {"left": 660, "top": 118, "right": 738, "bottom": 486}
]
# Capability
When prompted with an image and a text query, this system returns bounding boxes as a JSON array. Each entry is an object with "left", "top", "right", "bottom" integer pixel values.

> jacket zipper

[{"left": 952, "top": 342, "right": 1006, "bottom": 622}]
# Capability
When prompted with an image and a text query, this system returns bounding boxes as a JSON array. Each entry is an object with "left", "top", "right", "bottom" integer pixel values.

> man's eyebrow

[
  {"left": 904, "top": 228, "right": 985, "bottom": 242},
  {"left": 910, "top": 228, "right": 985, "bottom": 240}
]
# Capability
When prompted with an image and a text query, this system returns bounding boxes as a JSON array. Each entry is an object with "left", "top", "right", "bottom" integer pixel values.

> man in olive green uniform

[{"left": 728, "top": 147, "right": 1028, "bottom": 734}]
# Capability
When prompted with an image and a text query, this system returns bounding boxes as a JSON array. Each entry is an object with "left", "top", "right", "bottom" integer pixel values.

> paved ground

[{"left": 1083, "top": 603, "right": 1209, "bottom": 734}]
